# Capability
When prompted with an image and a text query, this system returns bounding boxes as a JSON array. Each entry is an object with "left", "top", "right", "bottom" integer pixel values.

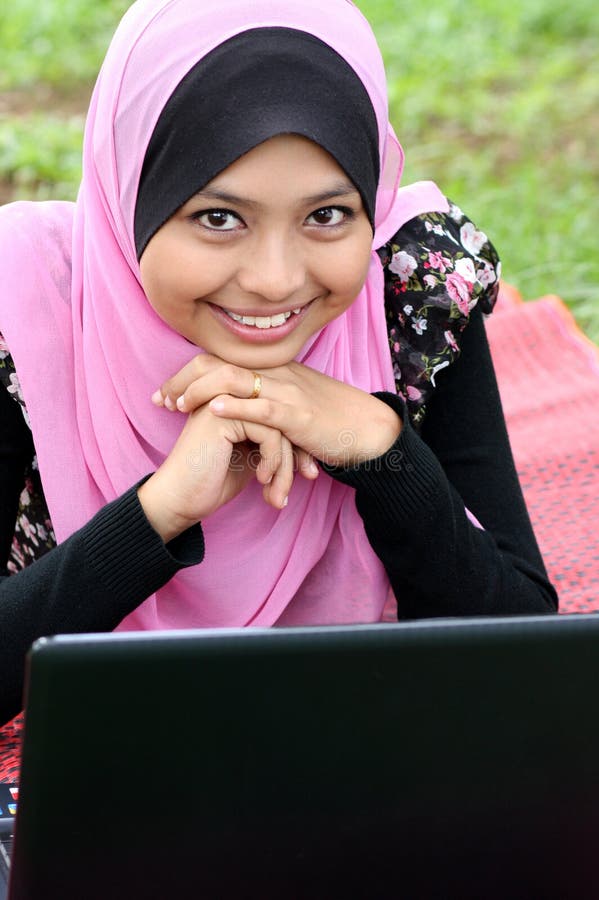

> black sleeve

[
  {"left": 0, "top": 483, "right": 205, "bottom": 725},
  {"left": 323, "top": 305, "right": 558, "bottom": 618}
]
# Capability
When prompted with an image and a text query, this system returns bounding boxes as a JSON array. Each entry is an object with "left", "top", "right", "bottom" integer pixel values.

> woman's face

[{"left": 139, "top": 134, "right": 373, "bottom": 369}]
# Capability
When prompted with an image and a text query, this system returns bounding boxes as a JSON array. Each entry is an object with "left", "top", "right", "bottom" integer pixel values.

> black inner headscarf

[{"left": 134, "top": 27, "right": 379, "bottom": 258}]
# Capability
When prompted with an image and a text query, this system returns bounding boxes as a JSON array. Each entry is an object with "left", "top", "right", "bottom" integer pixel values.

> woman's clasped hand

[{"left": 144, "top": 353, "right": 402, "bottom": 517}]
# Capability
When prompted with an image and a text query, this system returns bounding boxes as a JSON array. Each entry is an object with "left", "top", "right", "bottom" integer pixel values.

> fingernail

[
  {"left": 281, "top": 496, "right": 288, "bottom": 508},
  {"left": 164, "top": 396, "right": 176, "bottom": 411},
  {"left": 151, "top": 390, "right": 164, "bottom": 406},
  {"left": 176, "top": 395, "right": 185, "bottom": 410},
  {"left": 210, "top": 399, "right": 225, "bottom": 412},
  {"left": 307, "top": 462, "right": 319, "bottom": 476}
]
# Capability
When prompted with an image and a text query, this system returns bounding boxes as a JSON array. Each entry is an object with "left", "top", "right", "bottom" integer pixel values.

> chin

[
  {"left": 217, "top": 340, "right": 300, "bottom": 370},
  {"left": 235, "top": 350, "right": 296, "bottom": 370}
]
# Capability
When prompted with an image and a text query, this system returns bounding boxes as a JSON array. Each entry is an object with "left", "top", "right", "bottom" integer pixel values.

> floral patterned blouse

[
  {"left": 379, "top": 202, "right": 499, "bottom": 426},
  {"left": 0, "top": 201, "right": 499, "bottom": 781}
]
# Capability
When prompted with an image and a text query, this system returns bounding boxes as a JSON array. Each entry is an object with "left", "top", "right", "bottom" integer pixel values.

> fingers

[
  {"left": 236, "top": 424, "right": 317, "bottom": 509},
  {"left": 208, "top": 385, "right": 402, "bottom": 465},
  {"left": 209, "top": 393, "right": 313, "bottom": 454},
  {"left": 151, "top": 359, "right": 320, "bottom": 508},
  {"left": 259, "top": 442, "right": 318, "bottom": 509},
  {"left": 242, "top": 422, "right": 302, "bottom": 510},
  {"left": 295, "top": 448, "right": 320, "bottom": 480},
  {"left": 152, "top": 355, "right": 265, "bottom": 412},
  {"left": 246, "top": 423, "right": 286, "bottom": 488},
  {"left": 151, "top": 354, "right": 214, "bottom": 410},
  {"left": 260, "top": 435, "right": 294, "bottom": 510}
]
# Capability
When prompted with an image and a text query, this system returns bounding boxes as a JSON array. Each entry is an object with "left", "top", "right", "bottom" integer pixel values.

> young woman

[{"left": 0, "top": 0, "right": 557, "bottom": 731}]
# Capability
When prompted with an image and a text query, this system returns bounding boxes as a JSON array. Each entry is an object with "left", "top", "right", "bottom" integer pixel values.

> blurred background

[{"left": 1, "top": 0, "right": 597, "bottom": 339}]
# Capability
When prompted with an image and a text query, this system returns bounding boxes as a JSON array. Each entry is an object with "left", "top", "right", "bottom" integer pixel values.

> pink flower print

[
  {"left": 424, "top": 221, "right": 445, "bottom": 236},
  {"left": 427, "top": 251, "right": 451, "bottom": 273},
  {"left": 18, "top": 514, "right": 39, "bottom": 547},
  {"left": 7, "top": 373, "right": 29, "bottom": 417},
  {"left": 7, "top": 372, "right": 22, "bottom": 396},
  {"left": 444, "top": 330, "right": 459, "bottom": 352},
  {"left": 477, "top": 262, "right": 497, "bottom": 288},
  {"left": 0, "top": 335, "right": 10, "bottom": 359},
  {"left": 454, "top": 257, "right": 477, "bottom": 284},
  {"left": 449, "top": 203, "right": 464, "bottom": 222},
  {"left": 407, "top": 385, "right": 422, "bottom": 401},
  {"left": 10, "top": 539, "right": 25, "bottom": 570},
  {"left": 403, "top": 304, "right": 413, "bottom": 315},
  {"left": 411, "top": 316, "right": 428, "bottom": 335},
  {"left": 446, "top": 272, "right": 472, "bottom": 314},
  {"left": 388, "top": 250, "right": 418, "bottom": 282},
  {"left": 423, "top": 274, "right": 438, "bottom": 289},
  {"left": 460, "top": 221, "right": 488, "bottom": 256}
]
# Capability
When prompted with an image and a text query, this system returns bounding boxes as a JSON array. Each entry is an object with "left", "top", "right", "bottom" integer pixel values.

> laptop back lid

[{"left": 8, "top": 615, "right": 599, "bottom": 899}]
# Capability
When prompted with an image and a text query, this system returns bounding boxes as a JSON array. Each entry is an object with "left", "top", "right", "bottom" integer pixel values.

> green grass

[
  {"left": 0, "top": 0, "right": 597, "bottom": 339},
  {"left": 366, "top": 0, "right": 599, "bottom": 340},
  {"left": 0, "top": 115, "right": 84, "bottom": 199},
  {"left": 0, "top": 0, "right": 130, "bottom": 89}
]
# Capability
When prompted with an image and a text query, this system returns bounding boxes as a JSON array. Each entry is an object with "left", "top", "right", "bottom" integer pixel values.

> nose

[{"left": 236, "top": 233, "right": 306, "bottom": 304}]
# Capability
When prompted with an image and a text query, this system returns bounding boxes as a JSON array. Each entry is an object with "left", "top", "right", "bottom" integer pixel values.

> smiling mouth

[{"left": 223, "top": 308, "right": 303, "bottom": 329}]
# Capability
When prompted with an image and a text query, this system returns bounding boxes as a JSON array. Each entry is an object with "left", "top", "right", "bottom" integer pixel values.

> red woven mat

[
  {"left": 486, "top": 286, "right": 599, "bottom": 612},
  {"left": 0, "top": 713, "right": 24, "bottom": 783}
]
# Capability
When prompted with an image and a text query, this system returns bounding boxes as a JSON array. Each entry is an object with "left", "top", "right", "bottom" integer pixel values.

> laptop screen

[{"left": 7, "top": 615, "right": 599, "bottom": 899}]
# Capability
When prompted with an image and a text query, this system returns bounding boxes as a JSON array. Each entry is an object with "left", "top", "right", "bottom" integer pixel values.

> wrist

[
  {"left": 342, "top": 398, "right": 402, "bottom": 465},
  {"left": 137, "top": 474, "right": 199, "bottom": 544}
]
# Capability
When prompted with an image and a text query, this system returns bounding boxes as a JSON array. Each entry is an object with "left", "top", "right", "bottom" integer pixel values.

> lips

[{"left": 209, "top": 301, "right": 313, "bottom": 342}]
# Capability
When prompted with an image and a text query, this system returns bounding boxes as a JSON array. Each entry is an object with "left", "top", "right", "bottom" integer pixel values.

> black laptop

[{"left": 4, "top": 614, "right": 599, "bottom": 899}]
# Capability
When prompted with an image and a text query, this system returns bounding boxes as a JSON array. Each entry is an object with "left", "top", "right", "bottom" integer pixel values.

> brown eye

[
  {"left": 306, "top": 207, "right": 350, "bottom": 227},
  {"left": 195, "top": 209, "right": 243, "bottom": 231}
]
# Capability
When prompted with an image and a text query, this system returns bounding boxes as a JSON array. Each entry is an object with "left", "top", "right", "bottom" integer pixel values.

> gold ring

[{"left": 249, "top": 371, "right": 262, "bottom": 399}]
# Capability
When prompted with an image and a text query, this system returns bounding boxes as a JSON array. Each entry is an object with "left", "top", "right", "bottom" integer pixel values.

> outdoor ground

[{"left": 1, "top": 0, "right": 597, "bottom": 339}]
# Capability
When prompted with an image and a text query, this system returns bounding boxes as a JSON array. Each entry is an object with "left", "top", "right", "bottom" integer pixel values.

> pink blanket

[{"left": 487, "top": 286, "right": 599, "bottom": 612}]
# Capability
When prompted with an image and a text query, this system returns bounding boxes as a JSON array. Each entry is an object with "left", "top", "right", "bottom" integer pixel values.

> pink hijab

[{"left": 0, "top": 0, "right": 448, "bottom": 628}]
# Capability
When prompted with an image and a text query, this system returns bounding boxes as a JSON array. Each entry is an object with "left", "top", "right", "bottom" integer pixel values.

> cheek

[
  {"left": 327, "top": 240, "right": 372, "bottom": 306},
  {"left": 140, "top": 244, "right": 217, "bottom": 312},
  {"left": 139, "top": 244, "right": 176, "bottom": 309}
]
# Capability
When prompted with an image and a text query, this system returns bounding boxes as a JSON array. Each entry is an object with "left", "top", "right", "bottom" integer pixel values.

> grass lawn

[{"left": 1, "top": 0, "right": 597, "bottom": 339}]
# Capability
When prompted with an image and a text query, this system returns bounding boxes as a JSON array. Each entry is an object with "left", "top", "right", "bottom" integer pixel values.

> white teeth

[
  {"left": 224, "top": 309, "right": 297, "bottom": 328},
  {"left": 293, "top": 308, "right": 302, "bottom": 315}
]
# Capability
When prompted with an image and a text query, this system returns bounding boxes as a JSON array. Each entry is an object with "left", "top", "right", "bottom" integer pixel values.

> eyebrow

[{"left": 190, "top": 180, "right": 360, "bottom": 208}]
